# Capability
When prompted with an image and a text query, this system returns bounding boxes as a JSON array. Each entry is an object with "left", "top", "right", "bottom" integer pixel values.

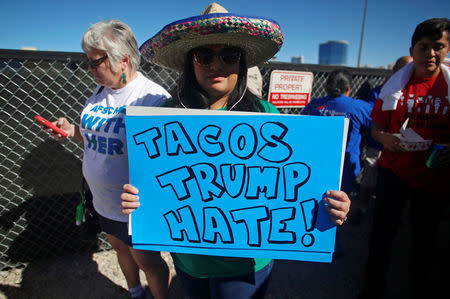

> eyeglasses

[
  {"left": 193, "top": 47, "right": 242, "bottom": 66},
  {"left": 86, "top": 55, "right": 108, "bottom": 69}
]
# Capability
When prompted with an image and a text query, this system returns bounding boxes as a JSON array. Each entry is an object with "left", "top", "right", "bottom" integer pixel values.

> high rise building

[
  {"left": 291, "top": 55, "right": 304, "bottom": 64},
  {"left": 318, "top": 40, "right": 349, "bottom": 65}
]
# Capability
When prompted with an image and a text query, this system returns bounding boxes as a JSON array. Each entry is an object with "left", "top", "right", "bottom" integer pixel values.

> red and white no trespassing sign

[{"left": 268, "top": 70, "right": 314, "bottom": 108}]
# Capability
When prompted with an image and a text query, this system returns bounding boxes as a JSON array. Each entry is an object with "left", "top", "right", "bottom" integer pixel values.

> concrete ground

[{"left": 0, "top": 202, "right": 448, "bottom": 299}]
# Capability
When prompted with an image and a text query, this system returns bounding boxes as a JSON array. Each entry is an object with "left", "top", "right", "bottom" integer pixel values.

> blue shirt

[
  {"left": 301, "top": 94, "right": 373, "bottom": 193},
  {"left": 365, "top": 85, "right": 382, "bottom": 105}
]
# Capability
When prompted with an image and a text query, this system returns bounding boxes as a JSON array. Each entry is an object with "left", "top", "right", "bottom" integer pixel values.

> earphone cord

[
  {"left": 177, "top": 86, "right": 188, "bottom": 109},
  {"left": 229, "top": 84, "right": 247, "bottom": 111},
  {"left": 176, "top": 76, "right": 188, "bottom": 109},
  {"left": 177, "top": 83, "right": 248, "bottom": 111}
]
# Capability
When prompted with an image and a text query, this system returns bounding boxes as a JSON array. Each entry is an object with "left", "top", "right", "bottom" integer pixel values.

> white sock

[{"left": 129, "top": 285, "right": 144, "bottom": 298}]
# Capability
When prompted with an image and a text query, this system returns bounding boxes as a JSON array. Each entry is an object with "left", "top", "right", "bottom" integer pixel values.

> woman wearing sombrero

[{"left": 122, "top": 3, "right": 351, "bottom": 298}]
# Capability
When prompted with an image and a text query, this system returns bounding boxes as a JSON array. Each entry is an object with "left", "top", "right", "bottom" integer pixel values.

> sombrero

[{"left": 139, "top": 2, "right": 284, "bottom": 71}]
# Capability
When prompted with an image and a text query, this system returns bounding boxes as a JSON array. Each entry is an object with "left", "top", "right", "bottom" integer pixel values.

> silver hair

[{"left": 81, "top": 19, "right": 140, "bottom": 73}]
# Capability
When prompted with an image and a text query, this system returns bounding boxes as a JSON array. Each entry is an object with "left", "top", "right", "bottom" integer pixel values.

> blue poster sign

[{"left": 125, "top": 107, "right": 348, "bottom": 263}]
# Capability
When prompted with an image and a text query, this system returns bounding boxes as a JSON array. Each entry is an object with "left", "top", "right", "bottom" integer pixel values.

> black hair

[
  {"left": 325, "top": 69, "right": 352, "bottom": 98},
  {"left": 354, "top": 78, "right": 376, "bottom": 101},
  {"left": 174, "top": 48, "right": 264, "bottom": 112},
  {"left": 411, "top": 18, "right": 450, "bottom": 48}
]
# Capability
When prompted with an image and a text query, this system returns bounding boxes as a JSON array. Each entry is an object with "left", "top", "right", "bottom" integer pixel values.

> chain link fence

[{"left": 0, "top": 49, "right": 391, "bottom": 270}]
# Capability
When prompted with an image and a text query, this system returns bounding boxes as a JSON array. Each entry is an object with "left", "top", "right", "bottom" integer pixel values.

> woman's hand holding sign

[
  {"left": 121, "top": 184, "right": 351, "bottom": 226},
  {"left": 121, "top": 184, "right": 140, "bottom": 215},
  {"left": 323, "top": 190, "right": 351, "bottom": 226}
]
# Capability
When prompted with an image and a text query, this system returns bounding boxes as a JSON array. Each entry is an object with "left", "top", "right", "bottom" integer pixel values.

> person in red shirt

[{"left": 360, "top": 18, "right": 450, "bottom": 299}]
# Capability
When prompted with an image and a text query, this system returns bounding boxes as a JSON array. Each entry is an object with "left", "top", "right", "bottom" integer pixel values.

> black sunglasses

[
  {"left": 86, "top": 55, "right": 108, "bottom": 69},
  {"left": 193, "top": 47, "right": 242, "bottom": 66}
]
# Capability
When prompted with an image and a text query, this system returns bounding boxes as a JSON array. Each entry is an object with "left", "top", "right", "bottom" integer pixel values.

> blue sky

[{"left": 1, "top": 0, "right": 449, "bottom": 67}]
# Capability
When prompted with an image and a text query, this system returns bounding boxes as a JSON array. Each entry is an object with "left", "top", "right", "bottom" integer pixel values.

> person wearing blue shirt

[
  {"left": 301, "top": 69, "right": 372, "bottom": 195},
  {"left": 365, "top": 85, "right": 382, "bottom": 106}
]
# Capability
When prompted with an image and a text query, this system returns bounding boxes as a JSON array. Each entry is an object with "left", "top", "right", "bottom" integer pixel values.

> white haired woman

[
  {"left": 121, "top": 4, "right": 351, "bottom": 299},
  {"left": 45, "top": 20, "right": 171, "bottom": 299}
]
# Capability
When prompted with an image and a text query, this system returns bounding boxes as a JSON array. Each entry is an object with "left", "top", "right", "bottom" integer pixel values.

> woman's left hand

[
  {"left": 121, "top": 184, "right": 140, "bottom": 215},
  {"left": 323, "top": 190, "right": 351, "bottom": 226}
]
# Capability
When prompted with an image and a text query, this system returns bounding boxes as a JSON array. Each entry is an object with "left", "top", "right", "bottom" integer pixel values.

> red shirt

[{"left": 371, "top": 71, "right": 450, "bottom": 193}]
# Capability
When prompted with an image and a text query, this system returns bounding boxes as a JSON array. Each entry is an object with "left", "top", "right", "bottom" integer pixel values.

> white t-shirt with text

[{"left": 80, "top": 72, "right": 170, "bottom": 222}]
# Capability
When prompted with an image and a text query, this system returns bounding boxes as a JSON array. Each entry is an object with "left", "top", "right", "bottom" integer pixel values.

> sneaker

[{"left": 124, "top": 287, "right": 148, "bottom": 299}]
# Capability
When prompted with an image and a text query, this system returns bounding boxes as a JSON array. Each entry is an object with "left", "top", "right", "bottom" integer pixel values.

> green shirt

[{"left": 164, "top": 97, "right": 279, "bottom": 278}]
